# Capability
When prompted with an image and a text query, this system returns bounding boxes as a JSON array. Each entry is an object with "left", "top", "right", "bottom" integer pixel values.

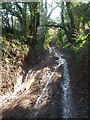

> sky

[
  {"left": 46, "top": 0, "right": 89, "bottom": 22},
  {"left": 47, "top": 0, "right": 61, "bottom": 22}
]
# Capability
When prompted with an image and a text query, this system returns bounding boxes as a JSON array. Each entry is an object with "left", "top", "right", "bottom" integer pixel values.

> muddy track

[{"left": 1, "top": 47, "right": 88, "bottom": 119}]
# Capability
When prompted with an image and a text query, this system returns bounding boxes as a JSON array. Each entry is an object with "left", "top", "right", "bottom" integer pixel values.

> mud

[{"left": 1, "top": 47, "right": 88, "bottom": 119}]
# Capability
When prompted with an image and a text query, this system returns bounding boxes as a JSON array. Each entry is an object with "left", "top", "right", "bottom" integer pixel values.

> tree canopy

[{"left": 2, "top": 1, "right": 90, "bottom": 69}]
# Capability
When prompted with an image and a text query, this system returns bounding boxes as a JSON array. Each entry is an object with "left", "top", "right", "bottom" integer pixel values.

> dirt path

[
  {"left": 57, "top": 48, "right": 88, "bottom": 118},
  {"left": 2, "top": 48, "right": 88, "bottom": 119}
]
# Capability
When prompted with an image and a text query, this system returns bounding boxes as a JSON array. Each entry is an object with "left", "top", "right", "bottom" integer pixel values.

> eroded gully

[{"left": 1, "top": 47, "right": 88, "bottom": 119}]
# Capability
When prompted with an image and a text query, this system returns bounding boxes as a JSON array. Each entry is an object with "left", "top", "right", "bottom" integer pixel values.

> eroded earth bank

[{"left": 1, "top": 47, "right": 88, "bottom": 119}]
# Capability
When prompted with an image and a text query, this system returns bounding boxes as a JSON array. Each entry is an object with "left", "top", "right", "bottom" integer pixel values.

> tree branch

[
  {"left": 15, "top": 3, "right": 23, "bottom": 15},
  {"left": 40, "top": 24, "right": 68, "bottom": 32},
  {"left": 47, "top": 6, "right": 58, "bottom": 19}
]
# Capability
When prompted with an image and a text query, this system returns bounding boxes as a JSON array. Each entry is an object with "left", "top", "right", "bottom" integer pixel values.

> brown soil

[{"left": 1, "top": 48, "right": 88, "bottom": 119}]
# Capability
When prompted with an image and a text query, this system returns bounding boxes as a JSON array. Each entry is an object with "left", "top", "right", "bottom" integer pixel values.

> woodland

[
  {"left": 2, "top": 1, "right": 89, "bottom": 84},
  {"left": 0, "top": 1, "right": 90, "bottom": 119}
]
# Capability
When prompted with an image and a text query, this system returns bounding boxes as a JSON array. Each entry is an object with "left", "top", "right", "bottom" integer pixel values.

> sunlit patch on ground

[{"left": 1, "top": 48, "right": 88, "bottom": 119}]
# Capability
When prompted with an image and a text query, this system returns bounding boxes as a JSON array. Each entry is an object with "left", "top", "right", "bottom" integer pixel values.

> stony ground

[{"left": 1, "top": 48, "right": 88, "bottom": 119}]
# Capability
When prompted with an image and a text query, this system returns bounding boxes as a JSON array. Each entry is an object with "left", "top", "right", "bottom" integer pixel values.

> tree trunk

[
  {"left": 61, "top": 2, "right": 64, "bottom": 23},
  {"left": 29, "top": 2, "right": 38, "bottom": 59},
  {"left": 66, "top": 2, "right": 76, "bottom": 44}
]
